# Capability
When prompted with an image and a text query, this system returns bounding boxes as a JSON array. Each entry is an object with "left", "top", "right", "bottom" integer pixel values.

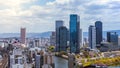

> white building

[
  {"left": 10, "top": 48, "right": 24, "bottom": 68},
  {"left": 89, "top": 25, "right": 96, "bottom": 49}
]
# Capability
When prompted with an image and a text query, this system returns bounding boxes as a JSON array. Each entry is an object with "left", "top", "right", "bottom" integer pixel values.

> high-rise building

[
  {"left": 35, "top": 38, "right": 40, "bottom": 47},
  {"left": 58, "top": 26, "right": 68, "bottom": 52},
  {"left": 89, "top": 25, "right": 96, "bottom": 49},
  {"left": 69, "top": 14, "right": 80, "bottom": 53},
  {"left": 20, "top": 28, "right": 26, "bottom": 44},
  {"left": 119, "top": 37, "right": 120, "bottom": 45},
  {"left": 35, "top": 55, "right": 41, "bottom": 68},
  {"left": 107, "top": 32, "right": 118, "bottom": 45},
  {"left": 55, "top": 20, "right": 64, "bottom": 52},
  {"left": 35, "top": 51, "right": 44, "bottom": 68},
  {"left": 107, "top": 32, "right": 111, "bottom": 42},
  {"left": 80, "top": 28, "right": 83, "bottom": 47},
  {"left": 95, "top": 21, "right": 102, "bottom": 45},
  {"left": 83, "top": 38, "right": 89, "bottom": 47},
  {"left": 50, "top": 32, "right": 56, "bottom": 46}
]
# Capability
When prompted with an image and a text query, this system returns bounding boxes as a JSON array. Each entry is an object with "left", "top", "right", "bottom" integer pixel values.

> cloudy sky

[{"left": 0, "top": 0, "right": 120, "bottom": 33}]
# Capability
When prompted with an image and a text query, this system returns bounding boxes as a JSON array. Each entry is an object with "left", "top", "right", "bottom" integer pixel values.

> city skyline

[
  {"left": 1, "top": 0, "right": 120, "bottom": 68},
  {"left": 0, "top": 0, "right": 120, "bottom": 33}
]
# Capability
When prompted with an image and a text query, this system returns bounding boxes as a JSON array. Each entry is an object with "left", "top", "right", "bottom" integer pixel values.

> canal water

[
  {"left": 54, "top": 56, "right": 68, "bottom": 68},
  {"left": 54, "top": 56, "right": 120, "bottom": 68}
]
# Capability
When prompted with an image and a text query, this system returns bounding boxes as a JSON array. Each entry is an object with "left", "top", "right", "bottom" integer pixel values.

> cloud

[{"left": 0, "top": 0, "right": 120, "bottom": 33}]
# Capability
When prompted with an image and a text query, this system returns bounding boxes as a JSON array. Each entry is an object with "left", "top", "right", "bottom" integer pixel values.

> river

[
  {"left": 54, "top": 56, "right": 120, "bottom": 68},
  {"left": 42, "top": 48, "right": 119, "bottom": 68},
  {"left": 54, "top": 56, "right": 68, "bottom": 68}
]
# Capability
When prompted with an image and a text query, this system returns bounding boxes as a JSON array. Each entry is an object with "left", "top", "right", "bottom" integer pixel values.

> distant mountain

[
  {"left": 0, "top": 31, "right": 52, "bottom": 38},
  {"left": 0, "top": 30, "right": 119, "bottom": 38}
]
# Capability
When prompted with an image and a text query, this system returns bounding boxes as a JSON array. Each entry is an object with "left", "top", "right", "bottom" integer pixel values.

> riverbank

[{"left": 81, "top": 56, "right": 120, "bottom": 67}]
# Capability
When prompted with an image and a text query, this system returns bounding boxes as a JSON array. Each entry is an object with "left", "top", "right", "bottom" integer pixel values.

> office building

[
  {"left": 89, "top": 25, "right": 96, "bottom": 49},
  {"left": 107, "top": 32, "right": 111, "bottom": 42},
  {"left": 83, "top": 38, "right": 88, "bottom": 47},
  {"left": 58, "top": 26, "right": 68, "bottom": 51},
  {"left": 35, "top": 38, "right": 40, "bottom": 47},
  {"left": 69, "top": 14, "right": 80, "bottom": 53},
  {"left": 107, "top": 32, "right": 118, "bottom": 45},
  {"left": 119, "top": 37, "right": 120, "bottom": 45},
  {"left": 55, "top": 20, "right": 64, "bottom": 51},
  {"left": 50, "top": 32, "right": 56, "bottom": 46},
  {"left": 35, "top": 52, "right": 44, "bottom": 68},
  {"left": 35, "top": 55, "right": 41, "bottom": 68},
  {"left": 80, "top": 28, "right": 83, "bottom": 47},
  {"left": 95, "top": 21, "right": 102, "bottom": 45},
  {"left": 20, "top": 28, "right": 26, "bottom": 44}
]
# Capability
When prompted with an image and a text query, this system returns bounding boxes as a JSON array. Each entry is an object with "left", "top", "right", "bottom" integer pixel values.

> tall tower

[
  {"left": 20, "top": 28, "right": 26, "bottom": 44},
  {"left": 95, "top": 21, "right": 102, "bottom": 45},
  {"left": 107, "top": 32, "right": 118, "bottom": 45},
  {"left": 89, "top": 25, "right": 96, "bottom": 49},
  {"left": 80, "top": 28, "right": 83, "bottom": 47},
  {"left": 50, "top": 32, "right": 56, "bottom": 46},
  {"left": 55, "top": 20, "right": 64, "bottom": 52},
  {"left": 69, "top": 14, "right": 80, "bottom": 53},
  {"left": 58, "top": 26, "right": 68, "bottom": 52}
]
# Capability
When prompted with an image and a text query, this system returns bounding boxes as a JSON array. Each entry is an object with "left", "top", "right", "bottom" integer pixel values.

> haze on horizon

[{"left": 0, "top": 0, "right": 120, "bottom": 33}]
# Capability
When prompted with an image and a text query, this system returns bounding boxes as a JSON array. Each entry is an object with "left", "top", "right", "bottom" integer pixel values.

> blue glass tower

[
  {"left": 70, "top": 14, "right": 80, "bottom": 53},
  {"left": 95, "top": 21, "right": 102, "bottom": 45}
]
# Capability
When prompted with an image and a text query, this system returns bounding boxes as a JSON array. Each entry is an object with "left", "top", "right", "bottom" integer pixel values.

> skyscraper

[
  {"left": 50, "top": 32, "right": 56, "bottom": 46},
  {"left": 20, "top": 28, "right": 26, "bottom": 44},
  {"left": 55, "top": 20, "right": 64, "bottom": 52},
  {"left": 69, "top": 14, "right": 80, "bottom": 53},
  {"left": 35, "top": 55, "right": 40, "bottom": 68},
  {"left": 95, "top": 21, "right": 102, "bottom": 45},
  {"left": 89, "top": 25, "right": 96, "bottom": 49},
  {"left": 79, "top": 28, "right": 83, "bottom": 47},
  {"left": 107, "top": 32, "right": 118, "bottom": 45},
  {"left": 58, "top": 26, "right": 68, "bottom": 51},
  {"left": 35, "top": 38, "right": 40, "bottom": 47},
  {"left": 107, "top": 32, "right": 111, "bottom": 42}
]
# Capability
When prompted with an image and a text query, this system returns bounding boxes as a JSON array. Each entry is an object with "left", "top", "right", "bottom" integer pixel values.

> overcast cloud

[{"left": 0, "top": 0, "right": 120, "bottom": 33}]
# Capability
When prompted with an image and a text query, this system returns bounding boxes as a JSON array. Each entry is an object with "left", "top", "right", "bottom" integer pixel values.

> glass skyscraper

[
  {"left": 107, "top": 32, "right": 118, "bottom": 45},
  {"left": 69, "top": 14, "right": 80, "bottom": 53},
  {"left": 58, "top": 26, "right": 68, "bottom": 51},
  {"left": 95, "top": 21, "right": 102, "bottom": 45},
  {"left": 55, "top": 20, "right": 64, "bottom": 52},
  {"left": 89, "top": 25, "right": 96, "bottom": 49}
]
